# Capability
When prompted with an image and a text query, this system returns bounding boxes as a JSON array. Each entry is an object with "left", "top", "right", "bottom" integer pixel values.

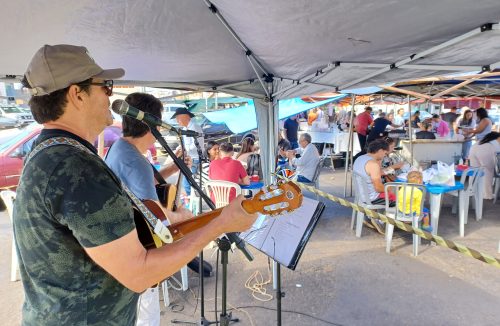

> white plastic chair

[
  {"left": 297, "top": 157, "right": 324, "bottom": 200},
  {"left": 493, "top": 153, "right": 500, "bottom": 204},
  {"left": 351, "top": 172, "right": 385, "bottom": 237},
  {"left": 0, "top": 190, "right": 20, "bottom": 282},
  {"left": 383, "top": 182, "right": 427, "bottom": 256},
  {"left": 448, "top": 167, "right": 484, "bottom": 237},
  {"left": 204, "top": 180, "right": 242, "bottom": 208}
]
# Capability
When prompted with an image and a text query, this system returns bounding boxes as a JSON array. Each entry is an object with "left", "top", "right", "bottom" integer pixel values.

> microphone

[{"left": 111, "top": 99, "right": 201, "bottom": 137}]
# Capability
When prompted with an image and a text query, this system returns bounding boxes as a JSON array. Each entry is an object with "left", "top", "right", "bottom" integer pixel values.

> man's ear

[{"left": 67, "top": 85, "right": 85, "bottom": 108}]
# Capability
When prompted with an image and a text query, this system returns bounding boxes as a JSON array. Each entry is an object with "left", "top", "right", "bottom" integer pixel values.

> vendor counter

[{"left": 401, "top": 139, "right": 463, "bottom": 165}]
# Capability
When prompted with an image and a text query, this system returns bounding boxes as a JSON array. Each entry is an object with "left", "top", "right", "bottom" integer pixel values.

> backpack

[{"left": 246, "top": 153, "right": 263, "bottom": 180}]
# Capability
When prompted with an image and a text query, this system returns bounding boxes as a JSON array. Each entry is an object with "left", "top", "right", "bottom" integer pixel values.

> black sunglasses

[{"left": 78, "top": 79, "right": 114, "bottom": 96}]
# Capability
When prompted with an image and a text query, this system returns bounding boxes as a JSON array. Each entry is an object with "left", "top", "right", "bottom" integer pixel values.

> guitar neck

[{"left": 167, "top": 200, "right": 258, "bottom": 242}]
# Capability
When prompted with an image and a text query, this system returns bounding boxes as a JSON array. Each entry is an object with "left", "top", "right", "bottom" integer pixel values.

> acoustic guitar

[{"left": 134, "top": 181, "right": 303, "bottom": 249}]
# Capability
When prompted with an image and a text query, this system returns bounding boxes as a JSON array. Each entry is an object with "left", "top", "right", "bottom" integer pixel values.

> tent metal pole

[
  {"left": 343, "top": 95, "right": 356, "bottom": 198},
  {"left": 203, "top": 0, "right": 268, "bottom": 76},
  {"left": 339, "top": 23, "right": 496, "bottom": 90},
  {"left": 246, "top": 56, "right": 270, "bottom": 98},
  {"left": 407, "top": 95, "right": 413, "bottom": 164},
  {"left": 271, "top": 64, "right": 339, "bottom": 98}
]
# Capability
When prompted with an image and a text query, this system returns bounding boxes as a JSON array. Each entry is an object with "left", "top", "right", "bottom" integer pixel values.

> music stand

[{"left": 241, "top": 197, "right": 325, "bottom": 325}]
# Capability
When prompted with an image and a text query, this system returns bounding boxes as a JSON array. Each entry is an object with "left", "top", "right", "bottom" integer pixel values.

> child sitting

[{"left": 397, "top": 171, "right": 432, "bottom": 232}]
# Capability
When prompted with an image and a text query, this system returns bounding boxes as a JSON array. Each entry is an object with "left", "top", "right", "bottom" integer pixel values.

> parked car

[
  {"left": 0, "top": 116, "right": 19, "bottom": 129},
  {"left": 0, "top": 105, "right": 34, "bottom": 126},
  {"left": 0, "top": 123, "right": 42, "bottom": 190},
  {"left": 0, "top": 122, "right": 140, "bottom": 190}
]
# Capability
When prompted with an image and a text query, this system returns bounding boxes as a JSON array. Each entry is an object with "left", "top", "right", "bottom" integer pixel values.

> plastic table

[
  {"left": 396, "top": 179, "right": 464, "bottom": 235},
  {"left": 425, "top": 182, "right": 464, "bottom": 235},
  {"left": 241, "top": 181, "right": 264, "bottom": 196}
]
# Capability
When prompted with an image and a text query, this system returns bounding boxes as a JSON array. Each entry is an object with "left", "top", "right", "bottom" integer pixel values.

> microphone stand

[{"left": 150, "top": 128, "right": 245, "bottom": 326}]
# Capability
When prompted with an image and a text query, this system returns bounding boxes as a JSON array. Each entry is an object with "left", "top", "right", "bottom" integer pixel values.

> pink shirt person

[{"left": 432, "top": 115, "right": 450, "bottom": 137}]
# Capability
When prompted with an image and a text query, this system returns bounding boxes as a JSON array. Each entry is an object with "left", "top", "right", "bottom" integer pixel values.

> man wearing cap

[
  {"left": 172, "top": 107, "right": 204, "bottom": 196},
  {"left": 13, "top": 44, "right": 257, "bottom": 325}
]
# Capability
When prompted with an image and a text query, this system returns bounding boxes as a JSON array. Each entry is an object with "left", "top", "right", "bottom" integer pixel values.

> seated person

[
  {"left": 353, "top": 139, "right": 395, "bottom": 234},
  {"left": 209, "top": 142, "right": 250, "bottom": 202},
  {"left": 366, "top": 112, "right": 403, "bottom": 144},
  {"left": 236, "top": 137, "right": 257, "bottom": 167},
  {"left": 398, "top": 171, "right": 432, "bottom": 231},
  {"left": 415, "top": 121, "right": 436, "bottom": 139},
  {"left": 432, "top": 114, "right": 450, "bottom": 137},
  {"left": 283, "top": 133, "right": 320, "bottom": 183},
  {"left": 381, "top": 137, "right": 406, "bottom": 182}
]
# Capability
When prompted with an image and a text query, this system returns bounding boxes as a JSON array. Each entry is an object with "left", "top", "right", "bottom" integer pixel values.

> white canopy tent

[{"left": 2, "top": 0, "right": 500, "bottom": 184}]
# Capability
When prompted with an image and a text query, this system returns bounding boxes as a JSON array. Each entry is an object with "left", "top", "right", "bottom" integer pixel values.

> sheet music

[{"left": 241, "top": 197, "right": 324, "bottom": 270}]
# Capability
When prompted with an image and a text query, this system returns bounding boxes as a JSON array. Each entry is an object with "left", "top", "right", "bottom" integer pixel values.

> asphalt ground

[{"left": 1, "top": 167, "right": 499, "bottom": 325}]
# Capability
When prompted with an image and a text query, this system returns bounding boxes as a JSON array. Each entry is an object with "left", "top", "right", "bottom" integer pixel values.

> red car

[{"left": 0, "top": 122, "right": 145, "bottom": 190}]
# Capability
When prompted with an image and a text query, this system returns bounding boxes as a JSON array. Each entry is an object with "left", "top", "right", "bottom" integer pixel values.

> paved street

[{"left": 1, "top": 168, "right": 499, "bottom": 325}]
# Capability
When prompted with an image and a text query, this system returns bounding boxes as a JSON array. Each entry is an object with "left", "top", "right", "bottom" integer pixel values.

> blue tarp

[{"left": 202, "top": 94, "right": 347, "bottom": 134}]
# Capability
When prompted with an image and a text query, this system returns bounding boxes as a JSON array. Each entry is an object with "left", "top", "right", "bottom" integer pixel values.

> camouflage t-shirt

[{"left": 13, "top": 129, "right": 139, "bottom": 326}]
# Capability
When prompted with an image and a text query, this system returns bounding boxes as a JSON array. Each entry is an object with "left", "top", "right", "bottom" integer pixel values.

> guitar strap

[{"left": 24, "top": 136, "right": 173, "bottom": 244}]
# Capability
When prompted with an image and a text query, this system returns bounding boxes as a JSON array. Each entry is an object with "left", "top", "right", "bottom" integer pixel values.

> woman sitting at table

[
  {"left": 236, "top": 137, "right": 257, "bottom": 166},
  {"left": 468, "top": 132, "right": 500, "bottom": 200},
  {"left": 209, "top": 142, "right": 250, "bottom": 202}
]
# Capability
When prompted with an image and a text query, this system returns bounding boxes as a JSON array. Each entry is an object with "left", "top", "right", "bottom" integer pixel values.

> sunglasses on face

[{"left": 79, "top": 79, "right": 114, "bottom": 96}]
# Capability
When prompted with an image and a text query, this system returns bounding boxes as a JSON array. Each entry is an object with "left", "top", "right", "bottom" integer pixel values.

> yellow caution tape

[{"left": 277, "top": 176, "right": 500, "bottom": 268}]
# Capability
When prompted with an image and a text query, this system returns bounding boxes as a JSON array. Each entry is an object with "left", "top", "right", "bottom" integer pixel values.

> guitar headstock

[{"left": 242, "top": 181, "right": 303, "bottom": 216}]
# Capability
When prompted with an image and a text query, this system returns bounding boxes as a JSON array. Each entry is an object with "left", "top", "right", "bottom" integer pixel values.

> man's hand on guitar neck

[{"left": 210, "top": 195, "right": 258, "bottom": 233}]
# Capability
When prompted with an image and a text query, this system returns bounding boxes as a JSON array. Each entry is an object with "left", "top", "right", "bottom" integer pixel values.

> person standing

[
  {"left": 464, "top": 107, "right": 493, "bottom": 142},
  {"left": 366, "top": 112, "right": 402, "bottom": 143},
  {"left": 13, "top": 44, "right": 257, "bottom": 326},
  {"left": 441, "top": 107, "right": 459, "bottom": 136},
  {"left": 105, "top": 92, "right": 193, "bottom": 326},
  {"left": 393, "top": 108, "right": 405, "bottom": 127},
  {"left": 284, "top": 133, "right": 320, "bottom": 183},
  {"left": 432, "top": 114, "right": 450, "bottom": 137},
  {"left": 282, "top": 114, "right": 299, "bottom": 149},
  {"left": 456, "top": 109, "right": 476, "bottom": 161},
  {"left": 469, "top": 132, "right": 500, "bottom": 200},
  {"left": 415, "top": 121, "right": 436, "bottom": 139},
  {"left": 354, "top": 106, "right": 374, "bottom": 150},
  {"left": 172, "top": 107, "right": 204, "bottom": 196}
]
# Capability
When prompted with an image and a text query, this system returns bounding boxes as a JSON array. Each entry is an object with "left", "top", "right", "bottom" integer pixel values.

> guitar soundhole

[{"left": 286, "top": 190, "right": 294, "bottom": 200}]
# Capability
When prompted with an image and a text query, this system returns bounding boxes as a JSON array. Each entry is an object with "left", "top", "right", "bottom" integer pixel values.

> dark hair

[
  {"left": 219, "top": 142, "right": 234, "bottom": 153},
  {"left": 22, "top": 76, "right": 91, "bottom": 123},
  {"left": 421, "top": 121, "right": 432, "bottom": 130},
  {"left": 432, "top": 114, "right": 440, "bottom": 119},
  {"left": 365, "top": 106, "right": 372, "bottom": 112},
  {"left": 461, "top": 109, "right": 473, "bottom": 125},
  {"left": 205, "top": 140, "right": 219, "bottom": 160},
  {"left": 236, "top": 137, "right": 254, "bottom": 159},
  {"left": 366, "top": 139, "right": 389, "bottom": 153},
  {"left": 278, "top": 138, "right": 291, "bottom": 151},
  {"left": 476, "top": 107, "right": 489, "bottom": 120},
  {"left": 383, "top": 136, "right": 395, "bottom": 145},
  {"left": 479, "top": 131, "right": 500, "bottom": 145},
  {"left": 122, "top": 93, "right": 162, "bottom": 138}
]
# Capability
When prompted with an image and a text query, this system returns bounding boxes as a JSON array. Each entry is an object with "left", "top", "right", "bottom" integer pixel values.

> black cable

[
  {"left": 215, "top": 248, "right": 219, "bottom": 324},
  {"left": 210, "top": 305, "right": 345, "bottom": 326}
]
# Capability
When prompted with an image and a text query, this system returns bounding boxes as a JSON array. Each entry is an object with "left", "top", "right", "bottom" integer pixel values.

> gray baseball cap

[{"left": 25, "top": 44, "right": 125, "bottom": 96}]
